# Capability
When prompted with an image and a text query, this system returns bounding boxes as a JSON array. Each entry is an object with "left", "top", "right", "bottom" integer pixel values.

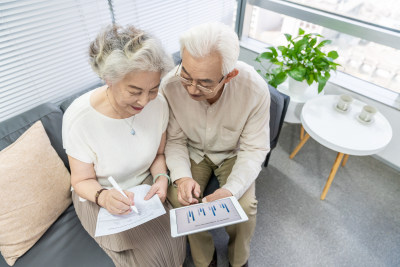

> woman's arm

[
  {"left": 150, "top": 132, "right": 168, "bottom": 179},
  {"left": 145, "top": 132, "right": 169, "bottom": 202},
  {"left": 69, "top": 155, "right": 134, "bottom": 215}
]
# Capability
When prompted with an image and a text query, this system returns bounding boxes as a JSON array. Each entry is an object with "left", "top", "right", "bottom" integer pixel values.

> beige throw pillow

[{"left": 0, "top": 121, "right": 71, "bottom": 266}]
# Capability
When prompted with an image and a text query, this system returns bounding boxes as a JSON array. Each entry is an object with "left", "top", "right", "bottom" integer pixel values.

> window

[
  {"left": 286, "top": 0, "right": 400, "bottom": 31},
  {"left": 240, "top": 0, "right": 400, "bottom": 107},
  {"left": 110, "top": 0, "right": 236, "bottom": 54},
  {"left": 0, "top": 0, "right": 236, "bottom": 122},
  {"left": 0, "top": 0, "right": 111, "bottom": 122}
]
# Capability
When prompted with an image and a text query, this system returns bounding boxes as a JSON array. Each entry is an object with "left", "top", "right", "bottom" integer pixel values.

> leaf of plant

[
  {"left": 328, "top": 51, "right": 339, "bottom": 59},
  {"left": 307, "top": 73, "right": 314, "bottom": 85},
  {"left": 317, "top": 39, "right": 332, "bottom": 48},
  {"left": 309, "top": 38, "right": 317, "bottom": 47},
  {"left": 317, "top": 74, "right": 328, "bottom": 93},
  {"left": 324, "top": 71, "right": 331, "bottom": 80},
  {"left": 284, "top": 33, "right": 292, "bottom": 42},
  {"left": 268, "top": 46, "right": 278, "bottom": 57},
  {"left": 274, "top": 72, "right": 288, "bottom": 85},
  {"left": 288, "top": 66, "right": 307, "bottom": 81},
  {"left": 271, "top": 67, "right": 283, "bottom": 75},
  {"left": 298, "top": 28, "right": 305, "bottom": 35},
  {"left": 294, "top": 37, "right": 308, "bottom": 53},
  {"left": 278, "top": 45, "right": 286, "bottom": 52},
  {"left": 310, "top": 33, "right": 324, "bottom": 38},
  {"left": 259, "top": 52, "right": 274, "bottom": 60},
  {"left": 314, "top": 47, "right": 324, "bottom": 56}
]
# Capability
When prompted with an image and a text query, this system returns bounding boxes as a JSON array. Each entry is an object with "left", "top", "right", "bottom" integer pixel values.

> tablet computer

[{"left": 170, "top": 196, "right": 248, "bottom": 237}]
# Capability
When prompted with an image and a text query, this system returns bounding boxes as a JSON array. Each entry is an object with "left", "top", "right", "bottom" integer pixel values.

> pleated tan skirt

[{"left": 72, "top": 177, "right": 186, "bottom": 267}]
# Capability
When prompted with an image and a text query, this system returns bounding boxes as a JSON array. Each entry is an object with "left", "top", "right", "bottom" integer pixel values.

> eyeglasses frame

[{"left": 174, "top": 62, "right": 226, "bottom": 94}]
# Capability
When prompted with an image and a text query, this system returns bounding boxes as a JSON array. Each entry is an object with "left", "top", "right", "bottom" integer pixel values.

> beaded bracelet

[
  {"left": 95, "top": 188, "right": 108, "bottom": 206},
  {"left": 153, "top": 173, "right": 171, "bottom": 185}
]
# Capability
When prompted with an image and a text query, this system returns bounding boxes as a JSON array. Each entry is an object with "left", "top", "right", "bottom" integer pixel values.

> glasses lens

[
  {"left": 196, "top": 85, "right": 212, "bottom": 93},
  {"left": 180, "top": 77, "right": 191, "bottom": 85},
  {"left": 178, "top": 74, "right": 214, "bottom": 93}
]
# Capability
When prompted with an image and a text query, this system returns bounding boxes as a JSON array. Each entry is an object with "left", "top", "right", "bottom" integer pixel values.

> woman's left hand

[{"left": 144, "top": 176, "right": 169, "bottom": 202}]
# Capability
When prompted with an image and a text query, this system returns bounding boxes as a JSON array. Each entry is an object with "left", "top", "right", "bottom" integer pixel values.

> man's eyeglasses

[{"left": 174, "top": 62, "right": 225, "bottom": 94}]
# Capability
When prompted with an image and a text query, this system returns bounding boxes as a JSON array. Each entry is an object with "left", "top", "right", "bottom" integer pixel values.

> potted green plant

[{"left": 256, "top": 28, "right": 340, "bottom": 94}]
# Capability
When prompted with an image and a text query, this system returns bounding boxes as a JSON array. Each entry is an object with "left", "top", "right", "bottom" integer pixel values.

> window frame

[{"left": 236, "top": 0, "right": 400, "bottom": 110}]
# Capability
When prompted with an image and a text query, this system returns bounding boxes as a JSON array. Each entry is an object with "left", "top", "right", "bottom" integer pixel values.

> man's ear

[{"left": 224, "top": 68, "right": 239, "bottom": 83}]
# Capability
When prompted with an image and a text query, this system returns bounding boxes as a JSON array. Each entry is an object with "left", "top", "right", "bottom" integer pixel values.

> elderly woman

[{"left": 62, "top": 25, "right": 186, "bottom": 267}]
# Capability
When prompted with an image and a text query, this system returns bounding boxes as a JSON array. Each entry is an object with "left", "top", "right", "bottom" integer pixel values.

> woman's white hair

[
  {"left": 179, "top": 22, "right": 239, "bottom": 75},
  {"left": 89, "top": 24, "right": 173, "bottom": 83}
]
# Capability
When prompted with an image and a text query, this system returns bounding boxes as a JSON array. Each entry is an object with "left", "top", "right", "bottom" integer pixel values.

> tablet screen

[{"left": 175, "top": 197, "right": 243, "bottom": 235}]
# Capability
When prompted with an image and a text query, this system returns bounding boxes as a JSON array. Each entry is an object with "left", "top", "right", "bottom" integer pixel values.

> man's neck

[{"left": 207, "top": 85, "right": 225, "bottom": 105}]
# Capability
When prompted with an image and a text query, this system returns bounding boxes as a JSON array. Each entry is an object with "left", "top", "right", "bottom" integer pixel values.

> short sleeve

[{"left": 62, "top": 107, "right": 95, "bottom": 164}]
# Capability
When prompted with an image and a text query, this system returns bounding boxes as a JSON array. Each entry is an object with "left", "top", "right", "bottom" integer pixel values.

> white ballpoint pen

[{"left": 108, "top": 176, "right": 139, "bottom": 214}]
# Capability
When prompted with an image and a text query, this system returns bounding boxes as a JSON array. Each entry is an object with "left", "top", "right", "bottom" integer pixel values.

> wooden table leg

[
  {"left": 341, "top": 154, "right": 349, "bottom": 167},
  {"left": 289, "top": 133, "right": 310, "bottom": 159},
  {"left": 300, "top": 125, "right": 305, "bottom": 140},
  {"left": 320, "top": 152, "right": 345, "bottom": 200}
]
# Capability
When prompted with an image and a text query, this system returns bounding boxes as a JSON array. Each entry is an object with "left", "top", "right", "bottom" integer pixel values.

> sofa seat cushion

[
  {"left": 0, "top": 121, "right": 72, "bottom": 266},
  {"left": 0, "top": 204, "right": 114, "bottom": 267}
]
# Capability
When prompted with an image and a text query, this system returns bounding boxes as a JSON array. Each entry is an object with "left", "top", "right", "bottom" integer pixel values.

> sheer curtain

[
  {"left": 0, "top": 0, "right": 111, "bottom": 122},
  {"left": 0, "top": 0, "right": 237, "bottom": 122},
  {"left": 110, "top": 0, "right": 236, "bottom": 54}
]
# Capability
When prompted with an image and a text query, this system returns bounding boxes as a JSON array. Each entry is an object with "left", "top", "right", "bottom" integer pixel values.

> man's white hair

[{"left": 179, "top": 22, "right": 239, "bottom": 75}]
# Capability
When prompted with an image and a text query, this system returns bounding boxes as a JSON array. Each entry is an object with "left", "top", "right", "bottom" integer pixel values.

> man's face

[{"left": 179, "top": 49, "right": 226, "bottom": 102}]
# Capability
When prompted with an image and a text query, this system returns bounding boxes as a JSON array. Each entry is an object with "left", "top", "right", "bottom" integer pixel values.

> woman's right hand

[{"left": 98, "top": 189, "right": 135, "bottom": 215}]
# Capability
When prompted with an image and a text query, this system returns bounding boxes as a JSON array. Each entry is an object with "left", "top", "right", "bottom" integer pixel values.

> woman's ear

[{"left": 224, "top": 68, "right": 239, "bottom": 83}]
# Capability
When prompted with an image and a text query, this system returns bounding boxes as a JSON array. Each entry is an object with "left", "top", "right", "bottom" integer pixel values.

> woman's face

[{"left": 109, "top": 71, "right": 161, "bottom": 117}]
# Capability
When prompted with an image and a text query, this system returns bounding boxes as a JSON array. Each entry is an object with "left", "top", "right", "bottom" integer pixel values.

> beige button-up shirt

[{"left": 161, "top": 61, "right": 270, "bottom": 199}]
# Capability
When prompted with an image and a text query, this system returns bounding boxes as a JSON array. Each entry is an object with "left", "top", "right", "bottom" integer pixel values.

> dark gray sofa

[
  {"left": 0, "top": 77, "right": 288, "bottom": 267},
  {"left": 0, "top": 87, "right": 113, "bottom": 267}
]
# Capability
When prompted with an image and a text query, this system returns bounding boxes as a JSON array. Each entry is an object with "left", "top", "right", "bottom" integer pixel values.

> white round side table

[{"left": 289, "top": 95, "right": 393, "bottom": 200}]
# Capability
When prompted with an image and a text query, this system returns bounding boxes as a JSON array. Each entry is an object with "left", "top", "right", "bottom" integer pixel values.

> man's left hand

[{"left": 202, "top": 188, "right": 232, "bottom": 203}]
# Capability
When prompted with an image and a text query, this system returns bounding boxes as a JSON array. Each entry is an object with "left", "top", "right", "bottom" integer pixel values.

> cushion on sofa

[
  {"left": 0, "top": 121, "right": 72, "bottom": 266},
  {"left": 0, "top": 103, "right": 69, "bottom": 169}
]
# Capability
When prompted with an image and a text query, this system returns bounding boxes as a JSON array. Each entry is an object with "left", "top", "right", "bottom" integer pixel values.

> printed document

[{"left": 95, "top": 184, "right": 165, "bottom": 237}]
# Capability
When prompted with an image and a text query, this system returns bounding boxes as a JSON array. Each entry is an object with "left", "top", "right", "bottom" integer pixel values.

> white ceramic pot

[{"left": 288, "top": 77, "right": 318, "bottom": 101}]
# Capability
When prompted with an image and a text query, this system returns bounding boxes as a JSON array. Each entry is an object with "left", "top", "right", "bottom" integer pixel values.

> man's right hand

[{"left": 175, "top": 177, "right": 201, "bottom": 206}]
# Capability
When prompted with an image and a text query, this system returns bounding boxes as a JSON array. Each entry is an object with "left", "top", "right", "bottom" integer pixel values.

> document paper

[{"left": 95, "top": 184, "right": 166, "bottom": 237}]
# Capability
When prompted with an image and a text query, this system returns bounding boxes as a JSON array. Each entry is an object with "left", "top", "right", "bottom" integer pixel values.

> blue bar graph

[
  {"left": 208, "top": 205, "right": 216, "bottom": 216},
  {"left": 187, "top": 204, "right": 228, "bottom": 222}
]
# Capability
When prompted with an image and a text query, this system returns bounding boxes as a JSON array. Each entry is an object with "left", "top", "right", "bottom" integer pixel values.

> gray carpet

[{"left": 183, "top": 123, "right": 400, "bottom": 267}]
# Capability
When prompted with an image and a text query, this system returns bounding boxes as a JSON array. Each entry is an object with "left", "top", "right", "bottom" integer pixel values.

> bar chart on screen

[
  {"left": 172, "top": 197, "right": 248, "bottom": 236},
  {"left": 186, "top": 203, "right": 232, "bottom": 223}
]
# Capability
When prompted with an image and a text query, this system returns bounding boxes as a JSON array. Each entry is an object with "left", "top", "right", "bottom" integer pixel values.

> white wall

[{"left": 239, "top": 47, "right": 400, "bottom": 171}]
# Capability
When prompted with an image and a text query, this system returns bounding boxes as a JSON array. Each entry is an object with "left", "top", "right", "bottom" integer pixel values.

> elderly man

[{"left": 161, "top": 22, "right": 270, "bottom": 267}]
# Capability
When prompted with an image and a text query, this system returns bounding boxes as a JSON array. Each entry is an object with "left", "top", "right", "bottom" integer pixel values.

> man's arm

[
  {"left": 222, "top": 93, "right": 271, "bottom": 199},
  {"left": 165, "top": 106, "right": 192, "bottom": 182},
  {"left": 164, "top": 99, "right": 201, "bottom": 205}
]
